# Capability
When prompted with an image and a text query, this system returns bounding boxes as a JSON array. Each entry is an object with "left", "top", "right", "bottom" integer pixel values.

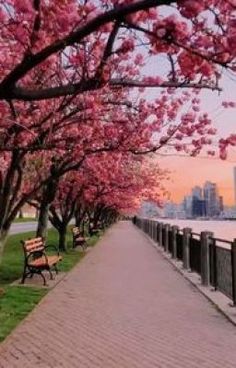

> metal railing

[{"left": 133, "top": 217, "right": 236, "bottom": 305}]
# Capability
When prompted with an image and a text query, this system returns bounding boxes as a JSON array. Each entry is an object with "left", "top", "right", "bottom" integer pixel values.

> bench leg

[
  {"left": 21, "top": 269, "right": 27, "bottom": 284},
  {"left": 83, "top": 242, "right": 88, "bottom": 251},
  {"left": 39, "top": 271, "right": 47, "bottom": 286},
  {"left": 48, "top": 268, "right": 54, "bottom": 280},
  {"left": 21, "top": 265, "right": 31, "bottom": 284}
]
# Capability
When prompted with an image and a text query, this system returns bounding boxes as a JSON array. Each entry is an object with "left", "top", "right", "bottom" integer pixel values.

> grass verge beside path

[
  {"left": 0, "top": 286, "right": 47, "bottom": 342},
  {"left": 0, "top": 227, "right": 101, "bottom": 342},
  {"left": 13, "top": 217, "right": 37, "bottom": 223}
]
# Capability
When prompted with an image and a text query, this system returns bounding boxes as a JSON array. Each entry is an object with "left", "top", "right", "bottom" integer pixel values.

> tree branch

[
  {"left": 0, "top": 0, "right": 172, "bottom": 94},
  {"left": 4, "top": 76, "right": 221, "bottom": 101}
]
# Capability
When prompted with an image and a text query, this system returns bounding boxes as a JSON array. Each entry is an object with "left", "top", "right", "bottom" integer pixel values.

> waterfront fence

[{"left": 133, "top": 217, "right": 236, "bottom": 306}]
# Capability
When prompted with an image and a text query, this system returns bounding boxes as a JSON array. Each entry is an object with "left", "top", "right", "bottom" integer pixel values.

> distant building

[
  {"left": 179, "top": 182, "right": 223, "bottom": 219},
  {"left": 192, "top": 198, "right": 206, "bottom": 217},
  {"left": 153, "top": 180, "right": 224, "bottom": 220},
  {"left": 139, "top": 201, "right": 159, "bottom": 217},
  {"left": 203, "top": 181, "right": 221, "bottom": 217},
  {"left": 163, "top": 201, "right": 175, "bottom": 218},
  {"left": 219, "top": 196, "right": 224, "bottom": 213},
  {"left": 182, "top": 195, "right": 193, "bottom": 218},
  {"left": 192, "top": 186, "right": 202, "bottom": 200},
  {"left": 191, "top": 186, "right": 205, "bottom": 217}
]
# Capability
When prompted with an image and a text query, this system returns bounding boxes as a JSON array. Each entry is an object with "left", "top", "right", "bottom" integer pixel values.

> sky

[
  {"left": 159, "top": 153, "right": 236, "bottom": 206},
  {"left": 157, "top": 73, "right": 236, "bottom": 206},
  {"left": 136, "top": 5, "right": 236, "bottom": 206},
  {"left": 143, "top": 66, "right": 236, "bottom": 206}
]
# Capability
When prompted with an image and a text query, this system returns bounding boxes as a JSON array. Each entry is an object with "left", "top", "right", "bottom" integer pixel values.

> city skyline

[
  {"left": 179, "top": 181, "right": 223, "bottom": 209},
  {"left": 160, "top": 154, "right": 236, "bottom": 206}
]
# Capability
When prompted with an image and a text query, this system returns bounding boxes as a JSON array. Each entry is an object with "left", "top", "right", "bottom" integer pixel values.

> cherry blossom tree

[
  {"left": 48, "top": 152, "right": 167, "bottom": 250},
  {"left": 0, "top": 80, "right": 217, "bottom": 262},
  {"left": 0, "top": 0, "right": 234, "bottom": 261},
  {"left": 0, "top": 0, "right": 235, "bottom": 102},
  {"left": 48, "top": 174, "right": 83, "bottom": 251}
]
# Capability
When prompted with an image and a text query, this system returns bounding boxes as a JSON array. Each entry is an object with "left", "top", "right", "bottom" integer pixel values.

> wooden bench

[
  {"left": 21, "top": 237, "right": 62, "bottom": 286},
  {"left": 72, "top": 227, "right": 88, "bottom": 250},
  {"left": 89, "top": 222, "right": 101, "bottom": 236}
]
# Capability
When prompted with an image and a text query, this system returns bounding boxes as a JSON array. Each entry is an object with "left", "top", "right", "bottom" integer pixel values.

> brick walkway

[{"left": 1, "top": 221, "right": 236, "bottom": 368}]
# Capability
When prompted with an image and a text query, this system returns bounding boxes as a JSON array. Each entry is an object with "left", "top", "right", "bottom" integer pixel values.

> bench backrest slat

[
  {"left": 22, "top": 237, "right": 44, "bottom": 254},
  {"left": 72, "top": 227, "right": 80, "bottom": 235}
]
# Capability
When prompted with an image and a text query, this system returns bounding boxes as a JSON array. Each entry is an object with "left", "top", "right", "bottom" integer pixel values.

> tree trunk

[
  {"left": 19, "top": 209, "right": 24, "bottom": 219},
  {"left": 58, "top": 225, "right": 67, "bottom": 252},
  {"left": 0, "top": 229, "right": 9, "bottom": 266},
  {"left": 36, "top": 200, "right": 50, "bottom": 238},
  {"left": 36, "top": 178, "right": 58, "bottom": 238}
]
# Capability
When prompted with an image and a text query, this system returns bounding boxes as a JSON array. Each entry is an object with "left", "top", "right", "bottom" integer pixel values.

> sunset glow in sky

[
  {"left": 136, "top": 5, "right": 236, "bottom": 207},
  {"left": 160, "top": 154, "right": 236, "bottom": 206},
  {"left": 151, "top": 72, "right": 236, "bottom": 206}
]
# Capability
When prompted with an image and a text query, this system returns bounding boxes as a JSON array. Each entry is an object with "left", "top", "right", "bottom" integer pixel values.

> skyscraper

[
  {"left": 191, "top": 186, "right": 205, "bottom": 217},
  {"left": 203, "top": 181, "right": 221, "bottom": 217},
  {"left": 192, "top": 186, "right": 202, "bottom": 199}
]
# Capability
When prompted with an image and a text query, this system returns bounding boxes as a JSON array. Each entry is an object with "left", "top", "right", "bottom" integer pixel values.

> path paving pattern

[{"left": 1, "top": 221, "right": 236, "bottom": 367}]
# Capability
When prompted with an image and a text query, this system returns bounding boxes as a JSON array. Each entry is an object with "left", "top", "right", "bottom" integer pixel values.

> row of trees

[
  {"left": 43, "top": 155, "right": 167, "bottom": 250},
  {"left": 0, "top": 0, "right": 235, "bottom": 260}
]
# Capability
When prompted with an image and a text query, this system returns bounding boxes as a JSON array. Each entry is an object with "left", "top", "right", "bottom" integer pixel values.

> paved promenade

[{"left": 1, "top": 221, "right": 236, "bottom": 368}]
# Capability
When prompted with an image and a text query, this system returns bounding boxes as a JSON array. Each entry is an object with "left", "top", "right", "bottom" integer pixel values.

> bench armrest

[{"left": 44, "top": 244, "right": 60, "bottom": 256}]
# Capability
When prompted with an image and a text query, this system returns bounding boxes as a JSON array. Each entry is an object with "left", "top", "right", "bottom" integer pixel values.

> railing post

[
  {"left": 231, "top": 240, "right": 236, "bottom": 306},
  {"left": 156, "top": 222, "right": 160, "bottom": 243},
  {"left": 154, "top": 221, "right": 157, "bottom": 241},
  {"left": 159, "top": 223, "right": 163, "bottom": 247},
  {"left": 151, "top": 221, "right": 154, "bottom": 239},
  {"left": 152, "top": 221, "right": 155, "bottom": 241},
  {"left": 200, "top": 231, "right": 213, "bottom": 286},
  {"left": 171, "top": 226, "right": 178, "bottom": 259},
  {"left": 155, "top": 222, "right": 159, "bottom": 243},
  {"left": 209, "top": 237, "right": 217, "bottom": 290},
  {"left": 164, "top": 224, "right": 170, "bottom": 252},
  {"left": 153, "top": 221, "right": 157, "bottom": 242},
  {"left": 183, "top": 228, "right": 191, "bottom": 270}
]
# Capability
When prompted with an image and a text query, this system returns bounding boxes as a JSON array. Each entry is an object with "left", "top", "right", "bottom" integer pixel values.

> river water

[{"left": 155, "top": 219, "right": 236, "bottom": 242}]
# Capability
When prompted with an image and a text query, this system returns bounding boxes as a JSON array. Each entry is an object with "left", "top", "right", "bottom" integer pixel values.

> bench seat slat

[{"left": 29, "top": 255, "right": 62, "bottom": 268}]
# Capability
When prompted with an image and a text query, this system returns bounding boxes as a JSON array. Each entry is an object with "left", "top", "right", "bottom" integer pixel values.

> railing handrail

[
  {"left": 191, "top": 232, "right": 201, "bottom": 237},
  {"left": 210, "top": 237, "right": 233, "bottom": 245},
  {"left": 145, "top": 218, "right": 233, "bottom": 248}
]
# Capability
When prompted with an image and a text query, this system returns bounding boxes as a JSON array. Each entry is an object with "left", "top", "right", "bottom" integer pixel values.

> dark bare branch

[{"left": 0, "top": 0, "right": 172, "bottom": 94}]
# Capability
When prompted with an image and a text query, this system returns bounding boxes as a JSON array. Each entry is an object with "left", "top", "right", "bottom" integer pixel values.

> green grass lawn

[
  {"left": 0, "top": 226, "right": 102, "bottom": 342},
  {"left": 0, "top": 286, "right": 47, "bottom": 342},
  {"left": 13, "top": 217, "right": 37, "bottom": 223}
]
